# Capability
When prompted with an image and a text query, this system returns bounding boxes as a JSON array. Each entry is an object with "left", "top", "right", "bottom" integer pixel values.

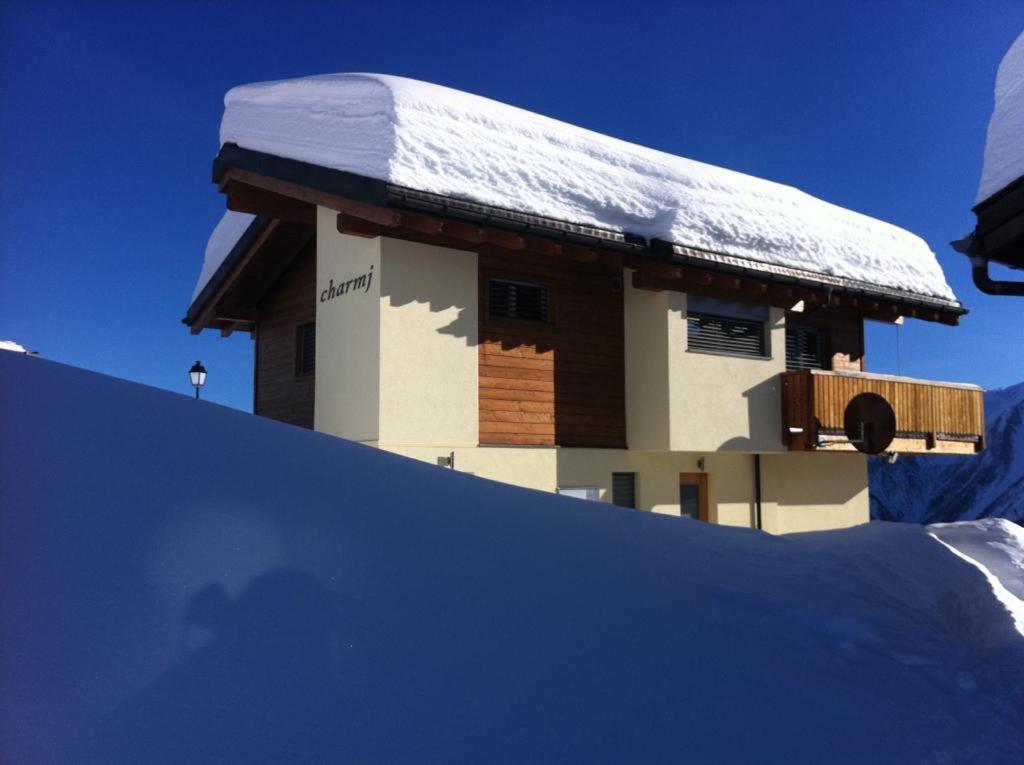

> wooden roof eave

[{"left": 183, "top": 216, "right": 277, "bottom": 334}]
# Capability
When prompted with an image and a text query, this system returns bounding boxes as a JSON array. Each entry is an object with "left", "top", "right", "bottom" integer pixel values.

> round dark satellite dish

[{"left": 843, "top": 392, "right": 896, "bottom": 454}]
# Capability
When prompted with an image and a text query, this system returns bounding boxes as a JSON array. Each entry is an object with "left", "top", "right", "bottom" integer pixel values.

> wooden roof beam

[{"left": 224, "top": 180, "right": 315, "bottom": 225}]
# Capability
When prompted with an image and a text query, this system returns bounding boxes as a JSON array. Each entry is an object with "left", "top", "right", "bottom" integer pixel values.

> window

[
  {"left": 786, "top": 325, "right": 828, "bottom": 371},
  {"left": 612, "top": 473, "right": 637, "bottom": 508},
  {"left": 296, "top": 322, "right": 315, "bottom": 375},
  {"left": 686, "top": 296, "right": 768, "bottom": 358},
  {"left": 489, "top": 279, "right": 549, "bottom": 323}
]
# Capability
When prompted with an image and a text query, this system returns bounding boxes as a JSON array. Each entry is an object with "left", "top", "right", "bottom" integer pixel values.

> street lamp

[{"left": 189, "top": 360, "right": 207, "bottom": 400}]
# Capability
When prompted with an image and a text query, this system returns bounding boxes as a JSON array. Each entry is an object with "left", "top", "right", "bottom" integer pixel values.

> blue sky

[{"left": 1, "top": 0, "right": 1022, "bottom": 411}]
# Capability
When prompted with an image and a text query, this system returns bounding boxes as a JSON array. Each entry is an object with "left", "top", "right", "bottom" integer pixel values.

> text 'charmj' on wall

[{"left": 321, "top": 266, "right": 374, "bottom": 303}]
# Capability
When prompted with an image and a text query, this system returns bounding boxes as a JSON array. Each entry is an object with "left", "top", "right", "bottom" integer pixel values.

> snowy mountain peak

[{"left": 872, "top": 380, "right": 1024, "bottom": 523}]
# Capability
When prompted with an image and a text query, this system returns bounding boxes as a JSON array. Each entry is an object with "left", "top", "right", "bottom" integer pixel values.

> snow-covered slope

[
  {"left": 978, "top": 30, "right": 1024, "bottom": 204},
  {"left": 211, "top": 73, "right": 955, "bottom": 304},
  {"left": 871, "top": 381, "right": 1024, "bottom": 524},
  {"left": 2, "top": 353, "right": 1023, "bottom": 763}
]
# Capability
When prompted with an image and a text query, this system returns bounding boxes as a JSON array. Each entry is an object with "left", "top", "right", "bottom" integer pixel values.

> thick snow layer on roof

[
  {"left": 218, "top": 73, "right": 956, "bottom": 302},
  {"left": 3, "top": 352, "right": 1024, "bottom": 762},
  {"left": 0, "top": 340, "right": 27, "bottom": 353},
  {"left": 191, "top": 211, "right": 256, "bottom": 302},
  {"left": 978, "top": 31, "right": 1024, "bottom": 204}
]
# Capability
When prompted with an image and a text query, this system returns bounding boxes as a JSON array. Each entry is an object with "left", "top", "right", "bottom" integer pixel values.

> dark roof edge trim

[
  {"left": 385, "top": 186, "right": 646, "bottom": 251},
  {"left": 652, "top": 240, "right": 966, "bottom": 315},
  {"left": 183, "top": 215, "right": 271, "bottom": 325},
  {"left": 972, "top": 172, "right": 1024, "bottom": 214},
  {"left": 206, "top": 143, "right": 964, "bottom": 318},
  {"left": 215, "top": 143, "right": 390, "bottom": 207}
]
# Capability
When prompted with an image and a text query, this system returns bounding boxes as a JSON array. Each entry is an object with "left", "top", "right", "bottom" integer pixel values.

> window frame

[
  {"left": 611, "top": 472, "right": 638, "bottom": 509},
  {"left": 485, "top": 277, "right": 553, "bottom": 326},
  {"left": 785, "top": 323, "right": 831, "bottom": 372},
  {"left": 685, "top": 310, "right": 770, "bottom": 360}
]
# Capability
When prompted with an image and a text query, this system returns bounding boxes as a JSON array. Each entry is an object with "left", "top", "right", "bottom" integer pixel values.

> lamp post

[{"left": 189, "top": 360, "right": 207, "bottom": 400}]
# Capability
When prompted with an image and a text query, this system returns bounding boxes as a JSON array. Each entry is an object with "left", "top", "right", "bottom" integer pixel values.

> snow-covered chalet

[{"left": 185, "top": 74, "right": 985, "bottom": 533}]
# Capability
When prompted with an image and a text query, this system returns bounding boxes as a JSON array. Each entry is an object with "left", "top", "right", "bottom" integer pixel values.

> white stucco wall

[
  {"left": 314, "top": 207, "right": 382, "bottom": 442},
  {"left": 381, "top": 443, "right": 866, "bottom": 534},
  {"left": 625, "top": 277, "right": 788, "bottom": 453},
  {"left": 378, "top": 238, "right": 478, "bottom": 447},
  {"left": 314, "top": 207, "right": 479, "bottom": 446},
  {"left": 760, "top": 452, "right": 869, "bottom": 533},
  {"left": 668, "top": 295, "right": 787, "bottom": 453},
  {"left": 624, "top": 277, "right": 672, "bottom": 451}
]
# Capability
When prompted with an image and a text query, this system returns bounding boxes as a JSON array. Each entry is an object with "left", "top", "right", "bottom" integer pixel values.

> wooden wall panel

[
  {"left": 254, "top": 243, "right": 316, "bottom": 428},
  {"left": 479, "top": 251, "right": 625, "bottom": 448}
]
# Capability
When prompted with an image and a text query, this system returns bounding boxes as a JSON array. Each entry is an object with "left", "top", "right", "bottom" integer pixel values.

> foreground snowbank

[
  {"left": 214, "top": 73, "right": 955, "bottom": 303},
  {"left": 932, "top": 519, "right": 1024, "bottom": 635},
  {"left": 1, "top": 354, "right": 1022, "bottom": 763}
]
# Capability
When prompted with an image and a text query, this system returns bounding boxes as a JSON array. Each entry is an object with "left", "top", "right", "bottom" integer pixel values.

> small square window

[
  {"left": 296, "top": 322, "right": 315, "bottom": 375},
  {"left": 786, "top": 325, "right": 829, "bottom": 371},
  {"left": 489, "top": 279, "right": 549, "bottom": 323},
  {"left": 612, "top": 472, "right": 637, "bottom": 508}
]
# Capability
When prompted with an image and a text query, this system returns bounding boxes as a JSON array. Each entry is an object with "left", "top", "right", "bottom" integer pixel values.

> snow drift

[
  {"left": 978, "top": 30, "right": 1024, "bottom": 204},
  {"left": 2, "top": 353, "right": 1023, "bottom": 763},
  {"left": 211, "top": 73, "right": 955, "bottom": 304}
]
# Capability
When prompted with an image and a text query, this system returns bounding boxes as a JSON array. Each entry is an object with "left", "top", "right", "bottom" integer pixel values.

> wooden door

[{"left": 679, "top": 473, "right": 709, "bottom": 521}]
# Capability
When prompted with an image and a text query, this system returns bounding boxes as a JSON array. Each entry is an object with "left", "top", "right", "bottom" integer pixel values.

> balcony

[{"left": 781, "top": 370, "right": 985, "bottom": 455}]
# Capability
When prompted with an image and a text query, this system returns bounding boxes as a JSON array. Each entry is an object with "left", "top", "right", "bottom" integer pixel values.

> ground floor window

[{"left": 612, "top": 472, "right": 636, "bottom": 508}]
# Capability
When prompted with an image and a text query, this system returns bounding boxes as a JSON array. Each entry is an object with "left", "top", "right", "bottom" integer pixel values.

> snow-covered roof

[
  {"left": 0, "top": 340, "right": 28, "bottom": 354},
  {"left": 977, "top": 30, "right": 1024, "bottom": 205},
  {"left": 204, "top": 73, "right": 956, "bottom": 304}
]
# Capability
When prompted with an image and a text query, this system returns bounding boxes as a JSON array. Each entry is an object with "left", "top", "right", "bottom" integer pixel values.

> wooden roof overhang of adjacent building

[
  {"left": 955, "top": 174, "right": 1024, "bottom": 296},
  {"left": 185, "top": 143, "right": 968, "bottom": 334}
]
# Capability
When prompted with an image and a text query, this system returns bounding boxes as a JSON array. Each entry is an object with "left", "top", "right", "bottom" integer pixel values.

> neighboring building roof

[
  {"left": 202, "top": 73, "right": 956, "bottom": 305},
  {"left": 0, "top": 340, "right": 28, "bottom": 354},
  {"left": 977, "top": 30, "right": 1024, "bottom": 206},
  {"left": 958, "top": 30, "right": 1024, "bottom": 292}
]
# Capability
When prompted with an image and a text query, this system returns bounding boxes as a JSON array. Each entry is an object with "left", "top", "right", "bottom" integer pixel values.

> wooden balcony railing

[{"left": 781, "top": 370, "right": 985, "bottom": 455}]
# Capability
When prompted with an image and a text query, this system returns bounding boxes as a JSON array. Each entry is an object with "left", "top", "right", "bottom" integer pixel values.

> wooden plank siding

[
  {"left": 479, "top": 251, "right": 626, "bottom": 447},
  {"left": 254, "top": 242, "right": 316, "bottom": 428},
  {"left": 782, "top": 369, "right": 984, "bottom": 453}
]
